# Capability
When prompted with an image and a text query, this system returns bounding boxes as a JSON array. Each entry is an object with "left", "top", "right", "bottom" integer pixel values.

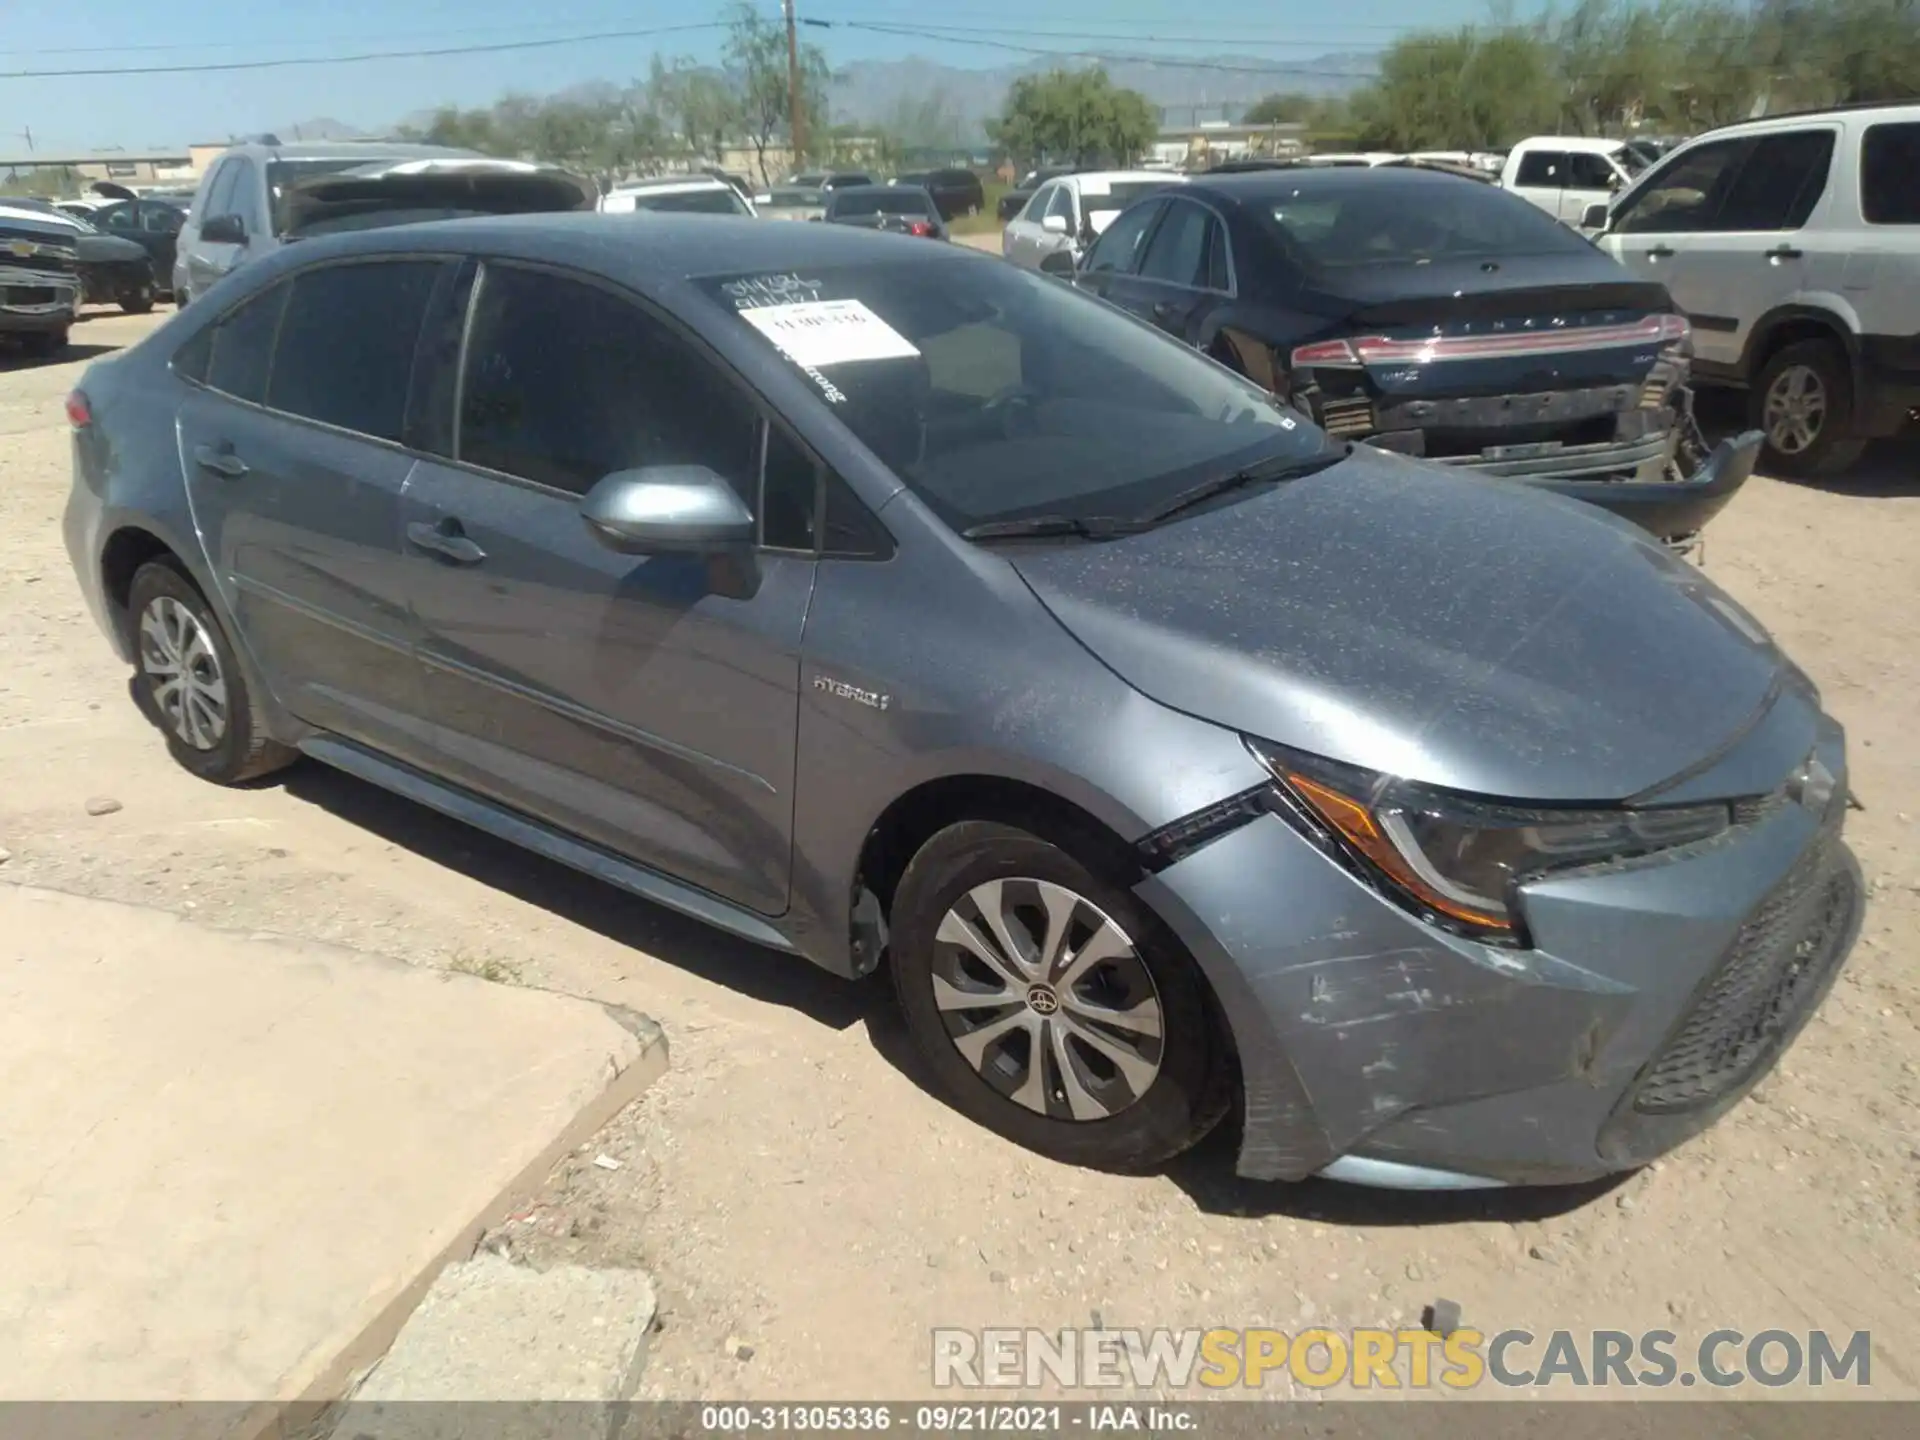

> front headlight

[{"left": 1248, "top": 740, "right": 1732, "bottom": 944}]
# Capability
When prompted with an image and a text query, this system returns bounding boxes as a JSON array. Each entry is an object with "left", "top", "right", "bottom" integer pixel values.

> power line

[
  {"left": 0, "top": 23, "right": 723, "bottom": 80},
  {"left": 815, "top": 20, "right": 1386, "bottom": 78}
]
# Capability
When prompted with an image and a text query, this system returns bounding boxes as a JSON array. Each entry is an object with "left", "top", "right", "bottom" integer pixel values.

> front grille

[
  {"left": 1631, "top": 838, "right": 1859, "bottom": 1115},
  {"left": 1, "top": 286, "right": 60, "bottom": 306}
]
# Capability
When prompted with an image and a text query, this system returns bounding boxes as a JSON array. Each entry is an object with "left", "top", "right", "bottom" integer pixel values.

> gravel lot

[{"left": 3, "top": 309, "right": 1916, "bottom": 1402}]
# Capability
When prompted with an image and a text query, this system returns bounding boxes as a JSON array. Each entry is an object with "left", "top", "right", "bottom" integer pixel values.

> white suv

[{"left": 1592, "top": 104, "right": 1920, "bottom": 476}]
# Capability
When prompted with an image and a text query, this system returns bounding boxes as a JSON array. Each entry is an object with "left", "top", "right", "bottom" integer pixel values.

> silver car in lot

[{"left": 62, "top": 216, "right": 1862, "bottom": 1188}]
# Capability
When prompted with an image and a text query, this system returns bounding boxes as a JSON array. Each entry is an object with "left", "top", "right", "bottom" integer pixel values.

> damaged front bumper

[{"left": 1134, "top": 707, "right": 1860, "bottom": 1189}]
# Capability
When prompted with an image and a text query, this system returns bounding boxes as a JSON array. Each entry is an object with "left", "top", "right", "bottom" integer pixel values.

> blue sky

[{"left": 2, "top": 1, "right": 1532, "bottom": 154}]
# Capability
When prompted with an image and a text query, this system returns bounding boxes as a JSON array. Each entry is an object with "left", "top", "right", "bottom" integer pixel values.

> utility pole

[{"left": 782, "top": 0, "right": 807, "bottom": 166}]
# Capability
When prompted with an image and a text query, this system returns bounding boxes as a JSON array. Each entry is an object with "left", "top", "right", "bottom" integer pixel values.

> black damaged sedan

[{"left": 1066, "top": 166, "right": 1751, "bottom": 552}]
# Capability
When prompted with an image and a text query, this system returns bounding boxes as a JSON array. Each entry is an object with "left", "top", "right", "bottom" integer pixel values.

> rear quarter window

[
  {"left": 1861, "top": 122, "right": 1920, "bottom": 224},
  {"left": 204, "top": 282, "right": 290, "bottom": 404}
]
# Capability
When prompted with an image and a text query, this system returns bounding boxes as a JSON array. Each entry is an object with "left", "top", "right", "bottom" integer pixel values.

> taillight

[
  {"left": 909, "top": 220, "right": 933, "bottom": 236},
  {"left": 1290, "top": 339, "right": 1361, "bottom": 368},
  {"left": 65, "top": 389, "right": 92, "bottom": 428}
]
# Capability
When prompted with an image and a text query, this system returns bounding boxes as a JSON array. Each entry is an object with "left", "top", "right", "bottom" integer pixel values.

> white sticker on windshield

[{"left": 740, "top": 299, "right": 920, "bottom": 368}]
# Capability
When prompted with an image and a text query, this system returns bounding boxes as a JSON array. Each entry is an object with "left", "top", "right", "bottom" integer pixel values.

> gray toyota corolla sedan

[{"left": 62, "top": 215, "right": 1863, "bottom": 1190}]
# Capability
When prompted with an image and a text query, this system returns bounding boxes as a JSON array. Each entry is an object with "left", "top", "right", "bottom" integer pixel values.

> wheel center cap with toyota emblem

[{"left": 1025, "top": 983, "right": 1060, "bottom": 1016}]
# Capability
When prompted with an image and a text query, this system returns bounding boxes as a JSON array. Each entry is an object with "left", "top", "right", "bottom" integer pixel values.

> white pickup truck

[{"left": 1500, "top": 137, "right": 1644, "bottom": 227}]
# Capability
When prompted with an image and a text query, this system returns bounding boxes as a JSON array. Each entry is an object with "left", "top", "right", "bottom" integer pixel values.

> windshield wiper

[
  {"left": 959, "top": 514, "right": 1148, "bottom": 541},
  {"left": 1135, "top": 444, "right": 1352, "bottom": 527}
]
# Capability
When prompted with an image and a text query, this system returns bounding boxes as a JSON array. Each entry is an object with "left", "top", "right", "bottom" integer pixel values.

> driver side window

[
  {"left": 1614, "top": 138, "right": 1747, "bottom": 235},
  {"left": 1045, "top": 185, "right": 1077, "bottom": 229},
  {"left": 1082, "top": 199, "right": 1165, "bottom": 274},
  {"left": 1020, "top": 184, "right": 1055, "bottom": 223}
]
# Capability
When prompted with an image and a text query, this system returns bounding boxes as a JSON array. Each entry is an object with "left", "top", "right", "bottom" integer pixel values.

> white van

[{"left": 1500, "top": 137, "right": 1644, "bottom": 226}]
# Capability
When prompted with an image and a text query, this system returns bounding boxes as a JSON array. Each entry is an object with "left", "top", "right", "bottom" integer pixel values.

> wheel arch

[
  {"left": 1739, "top": 302, "right": 1862, "bottom": 384},
  {"left": 856, "top": 773, "right": 1146, "bottom": 920}
]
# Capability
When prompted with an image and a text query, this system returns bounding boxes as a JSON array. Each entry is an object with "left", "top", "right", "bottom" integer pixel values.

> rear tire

[
  {"left": 126, "top": 560, "right": 296, "bottom": 786},
  {"left": 19, "top": 328, "right": 67, "bottom": 359},
  {"left": 1752, "top": 339, "right": 1867, "bottom": 478},
  {"left": 890, "top": 820, "right": 1234, "bottom": 1173}
]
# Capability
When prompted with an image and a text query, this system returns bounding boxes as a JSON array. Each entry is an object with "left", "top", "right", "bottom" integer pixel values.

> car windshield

[
  {"left": 695, "top": 260, "right": 1328, "bottom": 533},
  {"left": 1263, "top": 181, "right": 1596, "bottom": 269},
  {"left": 624, "top": 188, "right": 748, "bottom": 215},
  {"left": 831, "top": 190, "right": 934, "bottom": 218}
]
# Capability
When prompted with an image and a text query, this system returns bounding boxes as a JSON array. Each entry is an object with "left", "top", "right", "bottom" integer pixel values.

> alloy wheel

[
  {"left": 138, "top": 595, "right": 228, "bottom": 750},
  {"left": 1763, "top": 363, "right": 1827, "bottom": 456},
  {"left": 931, "top": 878, "right": 1165, "bottom": 1121}
]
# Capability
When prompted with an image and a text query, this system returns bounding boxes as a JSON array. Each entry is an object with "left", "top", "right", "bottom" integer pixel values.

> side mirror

[
  {"left": 1041, "top": 213, "right": 1070, "bottom": 235},
  {"left": 200, "top": 213, "right": 247, "bottom": 245},
  {"left": 579, "top": 466, "right": 755, "bottom": 555},
  {"left": 1582, "top": 201, "right": 1610, "bottom": 231},
  {"left": 1039, "top": 249, "right": 1077, "bottom": 277}
]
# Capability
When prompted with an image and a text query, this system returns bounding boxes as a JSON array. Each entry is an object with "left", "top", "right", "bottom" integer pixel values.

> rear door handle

[
  {"left": 192, "top": 444, "right": 248, "bottom": 479},
  {"left": 406, "top": 520, "right": 486, "bottom": 566},
  {"left": 1647, "top": 245, "right": 1676, "bottom": 259},
  {"left": 1766, "top": 244, "right": 1804, "bottom": 261},
  {"left": 1152, "top": 300, "right": 1179, "bottom": 319}
]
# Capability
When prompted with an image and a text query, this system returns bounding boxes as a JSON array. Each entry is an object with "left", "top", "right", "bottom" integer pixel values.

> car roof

[
  {"left": 1515, "top": 135, "right": 1627, "bottom": 154},
  {"left": 217, "top": 140, "right": 485, "bottom": 162},
  {"left": 1183, "top": 165, "right": 1498, "bottom": 205},
  {"left": 835, "top": 183, "right": 926, "bottom": 197},
  {"left": 254, "top": 211, "right": 990, "bottom": 285},
  {"left": 1688, "top": 99, "right": 1920, "bottom": 140},
  {"left": 1063, "top": 170, "right": 1181, "bottom": 187},
  {"left": 609, "top": 176, "right": 730, "bottom": 192}
]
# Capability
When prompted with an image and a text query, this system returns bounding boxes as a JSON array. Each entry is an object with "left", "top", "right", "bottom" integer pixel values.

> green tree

[
  {"left": 1242, "top": 93, "right": 1317, "bottom": 125},
  {"left": 1350, "top": 27, "right": 1559, "bottom": 149},
  {"left": 724, "top": 1, "right": 831, "bottom": 180},
  {"left": 649, "top": 56, "right": 740, "bottom": 163},
  {"left": 988, "top": 68, "right": 1157, "bottom": 169}
]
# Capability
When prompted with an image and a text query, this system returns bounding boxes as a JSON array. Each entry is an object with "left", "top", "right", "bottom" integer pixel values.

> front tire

[
  {"left": 120, "top": 282, "right": 155, "bottom": 315},
  {"left": 18, "top": 328, "right": 67, "bottom": 359},
  {"left": 890, "top": 821, "right": 1233, "bottom": 1172},
  {"left": 1753, "top": 339, "right": 1867, "bottom": 478},
  {"left": 126, "top": 560, "right": 296, "bottom": 785}
]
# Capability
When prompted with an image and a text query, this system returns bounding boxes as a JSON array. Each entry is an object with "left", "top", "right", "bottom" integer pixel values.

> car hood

[
  {"left": 277, "top": 158, "right": 598, "bottom": 236},
  {"left": 1008, "top": 446, "right": 1787, "bottom": 802}
]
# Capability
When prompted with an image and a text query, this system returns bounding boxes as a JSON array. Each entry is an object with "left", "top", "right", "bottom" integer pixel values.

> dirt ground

[{"left": 2, "top": 310, "right": 1916, "bottom": 1403}]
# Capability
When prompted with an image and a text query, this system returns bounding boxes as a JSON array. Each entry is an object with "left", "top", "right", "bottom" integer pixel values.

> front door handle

[
  {"left": 406, "top": 520, "right": 487, "bottom": 566},
  {"left": 1647, "top": 244, "right": 1676, "bottom": 259},
  {"left": 1152, "top": 300, "right": 1179, "bottom": 319},
  {"left": 1766, "top": 244, "right": 1804, "bottom": 261},
  {"left": 192, "top": 444, "right": 248, "bottom": 479}
]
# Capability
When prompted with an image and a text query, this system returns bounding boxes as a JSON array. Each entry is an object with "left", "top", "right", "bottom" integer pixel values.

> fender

[{"left": 1737, "top": 299, "right": 1864, "bottom": 381}]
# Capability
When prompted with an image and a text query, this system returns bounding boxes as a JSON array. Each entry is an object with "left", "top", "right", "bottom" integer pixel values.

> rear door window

[
  {"left": 1137, "top": 200, "right": 1212, "bottom": 286},
  {"left": 204, "top": 281, "right": 289, "bottom": 404},
  {"left": 1612, "top": 138, "right": 1748, "bottom": 234},
  {"left": 265, "top": 261, "right": 442, "bottom": 443},
  {"left": 1515, "top": 150, "right": 1566, "bottom": 187},
  {"left": 1713, "top": 130, "right": 1835, "bottom": 230},
  {"left": 1861, "top": 122, "right": 1920, "bottom": 224},
  {"left": 1082, "top": 198, "right": 1165, "bottom": 274}
]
